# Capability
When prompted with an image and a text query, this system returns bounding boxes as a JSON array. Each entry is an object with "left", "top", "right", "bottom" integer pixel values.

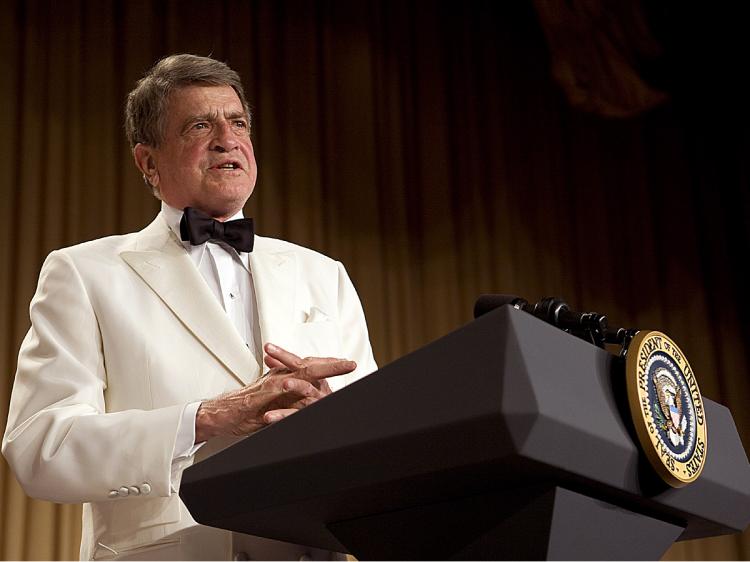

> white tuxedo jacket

[{"left": 2, "top": 212, "right": 377, "bottom": 560}]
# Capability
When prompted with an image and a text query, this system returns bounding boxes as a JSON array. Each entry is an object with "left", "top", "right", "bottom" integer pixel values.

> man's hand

[{"left": 194, "top": 343, "right": 356, "bottom": 442}]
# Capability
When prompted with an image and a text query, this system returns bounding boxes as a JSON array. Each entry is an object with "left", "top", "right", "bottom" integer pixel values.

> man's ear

[{"left": 133, "top": 143, "right": 159, "bottom": 187}]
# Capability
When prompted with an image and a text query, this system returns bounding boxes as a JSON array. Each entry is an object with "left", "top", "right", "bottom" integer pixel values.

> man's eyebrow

[
  {"left": 180, "top": 111, "right": 218, "bottom": 131},
  {"left": 224, "top": 110, "right": 248, "bottom": 120},
  {"left": 179, "top": 110, "right": 248, "bottom": 131}
]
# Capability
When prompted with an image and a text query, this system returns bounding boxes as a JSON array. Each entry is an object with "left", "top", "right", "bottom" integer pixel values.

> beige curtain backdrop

[{"left": 1, "top": 0, "right": 749, "bottom": 559}]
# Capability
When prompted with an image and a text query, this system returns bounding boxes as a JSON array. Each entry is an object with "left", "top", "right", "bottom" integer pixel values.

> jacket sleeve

[{"left": 1, "top": 250, "right": 184, "bottom": 504}]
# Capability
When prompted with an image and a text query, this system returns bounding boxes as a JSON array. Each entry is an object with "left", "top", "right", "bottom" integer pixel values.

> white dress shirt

[{"left": 160, "top": 202, "right": 261, "bottom": 459}]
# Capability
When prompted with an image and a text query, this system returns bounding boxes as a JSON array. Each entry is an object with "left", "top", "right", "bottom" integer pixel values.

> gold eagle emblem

[{"left": 653, "top": 368, "right": 686, "bottom": 446}]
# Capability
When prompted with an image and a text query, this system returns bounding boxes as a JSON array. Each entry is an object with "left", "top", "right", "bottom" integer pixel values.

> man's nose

[{"left": 210, "top": 121, "right": 239, "bottom": 152}]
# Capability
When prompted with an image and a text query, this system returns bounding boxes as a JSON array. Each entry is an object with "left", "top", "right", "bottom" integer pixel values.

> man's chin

[{"left": 195, "top": 191, "right": 254, "bottom": 220}]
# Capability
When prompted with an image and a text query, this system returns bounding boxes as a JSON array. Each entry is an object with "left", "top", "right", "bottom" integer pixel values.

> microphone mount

[{"left": 474, "top": 294, "right": 638, "bottom": 354}]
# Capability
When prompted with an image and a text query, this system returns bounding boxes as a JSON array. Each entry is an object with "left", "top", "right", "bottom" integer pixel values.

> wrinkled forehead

[{"left": 165, "top": 84, "right": 247, "bottom": 123}]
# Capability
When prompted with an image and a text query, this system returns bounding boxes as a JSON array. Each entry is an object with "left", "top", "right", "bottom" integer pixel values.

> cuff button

[
  {"left": 108, "top": 490, "right": 118, "bottom": 499},
  {"left": 117, "top": 487, "right": 129, "bottom": 497},
  {"left": 140, "top": 483, "right": 152, "bottom": 495}
]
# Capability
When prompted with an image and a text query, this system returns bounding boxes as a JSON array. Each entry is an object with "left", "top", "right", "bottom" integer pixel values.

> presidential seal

[{"left": 626, "top": 331, "right": 707, "bottom": 487}]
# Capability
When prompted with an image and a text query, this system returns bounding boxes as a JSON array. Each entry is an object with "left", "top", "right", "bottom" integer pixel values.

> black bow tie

[{"left": 179, "top": 207, "right": 254, "bottom": 253}]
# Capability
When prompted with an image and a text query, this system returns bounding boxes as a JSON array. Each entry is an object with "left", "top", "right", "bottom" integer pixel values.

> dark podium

[{"left": 180, "top": 306, "right": 750, "bottom": 560}]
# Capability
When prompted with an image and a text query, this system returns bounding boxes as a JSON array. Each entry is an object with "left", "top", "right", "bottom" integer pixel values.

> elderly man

[{"left": 2, "top": 54, "right": 377, "bottom": 560}]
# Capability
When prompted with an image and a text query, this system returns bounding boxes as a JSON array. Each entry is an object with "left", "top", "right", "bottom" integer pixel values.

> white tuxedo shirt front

[{"left": 2, "top": 211, "right": 377, "bottom": 560}]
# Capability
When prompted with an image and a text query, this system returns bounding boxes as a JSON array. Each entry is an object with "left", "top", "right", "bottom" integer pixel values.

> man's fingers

[
  {"left": 264, "top": 354, "right": 286, "bottom": 369},
  {"left": 264, "top": 343, "right": 356, "bottom": 380},
  {"left": 202, "top": 351, "right": 352, "bottom": 439},
  {"left": 263, "top": 408, "right": 297, "bottom": 424},
  {"left": 318, "top": 378, "right": 332, "bottom": 395},
  {"left": 281, "top": 377, "right": 327, "bottom": 400},
  {"left": 303, "top": 359, "right": 357, "bottom": 380},
  {"left": 301, "top": 356, "right": 348, "bottom": 365},
  {"left": 264, "top": 343, "right": 305, "bottom": 370}
]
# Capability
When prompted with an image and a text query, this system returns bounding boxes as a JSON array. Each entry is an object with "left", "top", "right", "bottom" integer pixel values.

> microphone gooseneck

[{"left": 473, "top": 293, "right": 635, "bottom": 350}]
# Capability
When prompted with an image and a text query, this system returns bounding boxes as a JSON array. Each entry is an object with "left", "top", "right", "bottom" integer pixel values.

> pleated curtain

[{"left": 1, "top": 1, "right": 748, "bottom": 559}]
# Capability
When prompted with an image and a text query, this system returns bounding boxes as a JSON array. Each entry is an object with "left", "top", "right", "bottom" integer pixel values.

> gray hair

[{"left": 125, "top": 54, "right": 251, "bottom": 149}]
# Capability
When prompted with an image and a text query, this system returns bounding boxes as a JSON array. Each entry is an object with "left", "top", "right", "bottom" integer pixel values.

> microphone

[
  {"left": 474, "top": 294, "right": 628, "bottom": 347},
  {"left": 473, "top": 294, "right": 529, "bottom": 318},
  {"left": 526, "top": 296, "right": 608, "bottom": 334}
]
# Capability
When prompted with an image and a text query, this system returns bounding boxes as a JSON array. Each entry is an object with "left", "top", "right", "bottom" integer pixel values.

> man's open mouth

[{"left": 212, "top": 161, "right": 242, "bottom": 170}]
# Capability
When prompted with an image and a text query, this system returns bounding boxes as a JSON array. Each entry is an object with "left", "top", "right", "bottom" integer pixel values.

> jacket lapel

[
  {"left": 120, "top": 215, "right": 260, "bottom": 386},
  {"left": 249, "top": 241, "right": 296, "bottom": 358}
]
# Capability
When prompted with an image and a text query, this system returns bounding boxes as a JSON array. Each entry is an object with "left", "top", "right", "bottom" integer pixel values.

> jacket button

[
  {"left": 108, "top": 490, "right": 118, "bottom": 499},
  {"left": 140, "top": 483, "right": 152, "bottom": 495},
  {"left": 118, "top": 487, "right": 129, "bottom": 497}
]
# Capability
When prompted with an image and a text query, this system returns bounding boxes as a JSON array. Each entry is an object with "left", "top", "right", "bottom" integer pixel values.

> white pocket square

[{"left": 302, "top": 306, "right": 331, "bottom": 323}]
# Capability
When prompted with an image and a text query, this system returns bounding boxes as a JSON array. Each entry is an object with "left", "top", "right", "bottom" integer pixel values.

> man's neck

[{"left": 160, "top": 201, "right": 244, "bottom": 222}]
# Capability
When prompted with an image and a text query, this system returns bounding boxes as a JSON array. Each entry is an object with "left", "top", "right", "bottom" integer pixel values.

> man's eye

[
  {"left": 233, "top": 120, "right": 248, "bottom": 129},
  {"left": 193, "top": 122, "right": 209, "bottom": 130}
]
